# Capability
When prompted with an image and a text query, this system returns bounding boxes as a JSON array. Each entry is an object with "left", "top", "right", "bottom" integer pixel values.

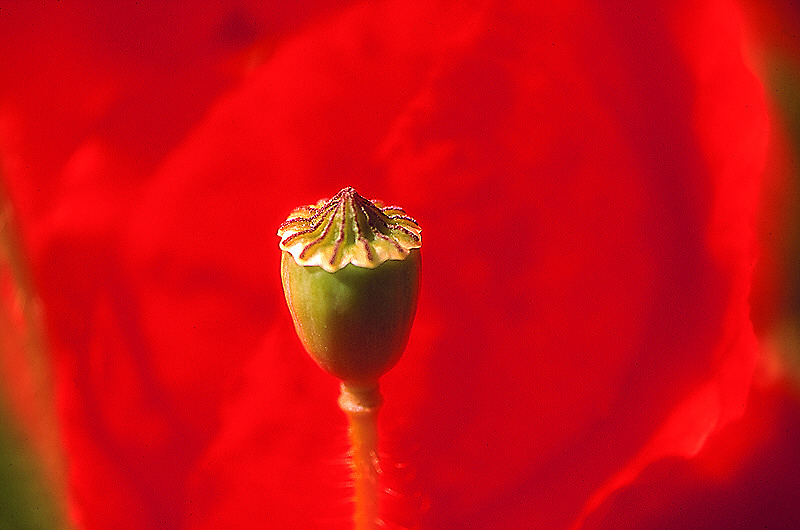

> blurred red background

[{"left": 1, "top": 1, "right": 799, "bottom": 528}]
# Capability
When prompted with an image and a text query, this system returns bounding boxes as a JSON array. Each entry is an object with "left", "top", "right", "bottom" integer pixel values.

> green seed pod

[{"left": 278, "top": 187, "right": 422, "bottom": 386}]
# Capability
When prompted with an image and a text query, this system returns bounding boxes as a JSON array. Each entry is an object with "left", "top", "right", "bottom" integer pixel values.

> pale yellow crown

[{"left": 278, "top": 187, "right": 422, "bottom": 273}]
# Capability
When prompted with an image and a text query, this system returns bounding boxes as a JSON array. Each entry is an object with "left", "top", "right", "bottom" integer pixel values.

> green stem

[{"left": 338, "top": 382, "right": 382, "bottom": 530}]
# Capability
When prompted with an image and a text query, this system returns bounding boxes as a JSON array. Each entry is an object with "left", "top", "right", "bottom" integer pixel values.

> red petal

[{"left": 0, "top": 0, "right": 768, "bottom": 528}]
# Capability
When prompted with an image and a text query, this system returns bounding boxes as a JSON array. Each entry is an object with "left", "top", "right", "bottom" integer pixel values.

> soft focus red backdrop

[{"left": 0, "top": 1, "right": 797, "bottom": 528}]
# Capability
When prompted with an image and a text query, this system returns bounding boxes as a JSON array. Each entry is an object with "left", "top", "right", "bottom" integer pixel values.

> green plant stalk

[{"left": 339, "top": 383, "right": 382, "bottom": 530}]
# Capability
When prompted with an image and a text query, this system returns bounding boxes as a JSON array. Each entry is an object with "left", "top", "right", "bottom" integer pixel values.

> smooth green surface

[
  {"left": 0, "top": 401, "right": 68, "bottom": 530},
  {"left": 281, "top": 249, "right": 421, "bottom": 384}
]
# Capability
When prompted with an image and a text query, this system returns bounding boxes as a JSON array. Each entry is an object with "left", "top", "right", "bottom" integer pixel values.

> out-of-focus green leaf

[
  {"left": 0, "top": 401, "right": 68, "bottom": 530},
  {"left": 0, "top": 174, "right": 71, "bottom": 530}
]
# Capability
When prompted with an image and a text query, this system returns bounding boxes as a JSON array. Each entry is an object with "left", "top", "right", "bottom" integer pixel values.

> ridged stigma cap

[{"left": 278, "top": 187, "right": 421, "bottom": 273}]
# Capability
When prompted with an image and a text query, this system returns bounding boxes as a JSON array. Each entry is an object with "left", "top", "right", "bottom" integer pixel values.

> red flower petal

[{"left": 0, "top": 1, "right": 769, "bottom": 528}]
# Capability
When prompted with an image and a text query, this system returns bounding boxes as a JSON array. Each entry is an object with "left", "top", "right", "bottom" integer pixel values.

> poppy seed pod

[{"left": 278, "top": 187, "right": 422, "bottom": 386}]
